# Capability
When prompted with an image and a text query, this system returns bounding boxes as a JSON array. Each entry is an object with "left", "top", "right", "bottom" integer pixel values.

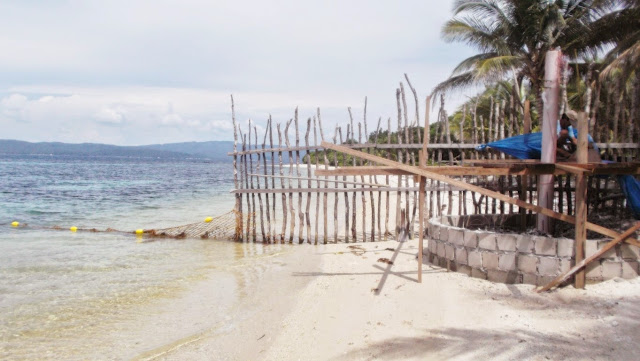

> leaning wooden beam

[
  {"left": 320, "top": 141, "right": 640, "bottom": 243},
  {"left": 315, "top": 165, "right": 567, "bottom": 176},
  {"left": 537, "top": 222, "right": 640, "bottom": 292}
]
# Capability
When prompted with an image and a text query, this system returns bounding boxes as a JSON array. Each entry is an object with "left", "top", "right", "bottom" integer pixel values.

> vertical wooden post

[
  {"left": 537, "top": 50, "right": 561, "bottom": 234},
  {"left": 418, "top": 95, "right": 431, "bottom": 283},
  {"left": 520, "top": 100, "right": 532, "bottom": 230},
  {"left": 575, "top": 112, "right": 589, "bottom": 288},
  {"left": 231, "top": 95, "right": 243, "bottom": 241}
]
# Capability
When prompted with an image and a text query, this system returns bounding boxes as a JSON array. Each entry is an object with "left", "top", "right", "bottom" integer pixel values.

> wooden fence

[{"left": 228, "top": 87, "right": 639, "bottom": 244}]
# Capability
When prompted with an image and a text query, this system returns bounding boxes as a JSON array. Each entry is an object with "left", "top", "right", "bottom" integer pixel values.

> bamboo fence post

[
  {"left": 347, "top": 111, "right": 357, "bottom": 242},
  {"left": 294, "top": 110, "right": 304, "bottom": 243},
  {"left": 318, "top": 108, "right": 329, "bottom": 244},
  {"left": 400, "top": 83, "right": 412, "bottom": 237},
  {"left": 395, "top": 89, "right": 404, "bottom": 238},
  {"left": 249, "top": 122, "right": 257, "bottom": 242},
  {"left": 313, "top": 115, "right": 320, "bottom": 244},
  {"left": 269, "top": 116, "right": 276, "bottom": 238},
  {"left": 473, "top": 98, "right": 479, "bottom": 159},
  {"left": 418, "top": 150, "right": 426, "bottom": 283},
  {"left": 333, "top": 127, "right": 339, "bottom": 242},
  {"left": 424, "top": 95, "right": 431, "bottom": 221},
  {"left": 372, "top": 117, "right": 382, "bottom": 241},
  {"left": 284, "top": 120, "right": 296, "bottom": 243},
  {"left": 304, "top": 117, "right": 312, "bottom": 244},
  {"left": 338, "top": 126, "right": 350, "bottom": 242},
  {"left": 255, "top": 126, "right": 266, "bottom": 242},
  {"left": 242, "top": 132, "right": 251, "bottom": 241},
  {"left": 277, "top": 123, "right": 287, "bottom": 242},
  {"left": 404, "top": 74, "right": 421, "bottom": 144},
  {"left": 262, "top": 120, "right": 272, "bottom": 242},
  {"left": 231, "top": 95, "right": 243, "bottom": 241},
  {"left": 359, "top": 121, "right": 366, "bottom": 241},
  {"left": 385, "top": 117, "right": 391, "bottom": 238}
]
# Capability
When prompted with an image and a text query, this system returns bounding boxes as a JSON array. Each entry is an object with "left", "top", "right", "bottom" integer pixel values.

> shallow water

[{"left": 0, "top": 155, "right": 295, "bottom": 360}]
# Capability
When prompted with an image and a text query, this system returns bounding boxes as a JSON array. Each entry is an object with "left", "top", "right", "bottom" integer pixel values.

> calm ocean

[{"left": 0, "top": 155, "right": 294, "bottom": 360}]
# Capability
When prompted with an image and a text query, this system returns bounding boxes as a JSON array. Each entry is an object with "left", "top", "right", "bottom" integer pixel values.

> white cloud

[{"left": 0, "top": 0, "right": 475, "bottom": 145}]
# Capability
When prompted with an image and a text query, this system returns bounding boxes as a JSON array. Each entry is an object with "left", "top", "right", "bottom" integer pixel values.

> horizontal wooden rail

[
  {"left": 227, "top": 142, "right": 640, "bottom": 156},
  {"left": 230, "top": 185, "right": 469, "bottom": 194}
]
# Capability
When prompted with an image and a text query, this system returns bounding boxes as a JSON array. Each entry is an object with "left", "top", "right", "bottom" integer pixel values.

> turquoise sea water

[{"left": 0, "top": 155, "right": 291, "bottom": 360}]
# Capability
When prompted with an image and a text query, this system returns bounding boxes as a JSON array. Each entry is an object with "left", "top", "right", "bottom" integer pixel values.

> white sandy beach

[{"left": 147, "top": 238, "right": 640, "bottom": 361}]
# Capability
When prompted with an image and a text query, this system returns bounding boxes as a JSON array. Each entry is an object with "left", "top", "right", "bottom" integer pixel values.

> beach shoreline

[{"left": 146, "top": 238, "right": 640, "bottom": 361}]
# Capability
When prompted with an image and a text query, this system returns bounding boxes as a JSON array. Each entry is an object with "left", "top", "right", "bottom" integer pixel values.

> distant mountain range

[{"left": 0, "top": 139, "right": 234, "bottom": 161}]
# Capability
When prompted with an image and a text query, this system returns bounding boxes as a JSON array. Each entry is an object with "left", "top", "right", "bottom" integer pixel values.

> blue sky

[{"left": 0, "top": 0, "right": 473, "bottom": 145}]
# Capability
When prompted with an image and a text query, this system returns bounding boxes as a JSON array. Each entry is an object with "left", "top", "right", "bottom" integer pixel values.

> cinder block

[
  {"left": 496, "top": 234, "right": 517, "bottom": 252},
  {"left": 585, "top": 240, "right": 599, "bottom": 258},
  {"left": 517, "top": 235, "right": 534, "bottom": 253},
  {"left": 518, "top": 255, "right": 538, "bottom": 274},
  {"left": 457, "top": 264, "right": 472, "bottom": 276},
  {"left": 621, "top": 262, "right": 639, "bottom": 279},
  {"left": 538, "top": 257, "right": 560, "bottom": 276},
  {"left": 468, "top": 250, "right": 483, "bottom": 268},
  {"left": 471, "top": 268, "right": 487, "bottom": 280},
  {"left": 428, "top": 239, "right": 437, "bottom": 253},
  {"left": 438, "top": 257, "right": 447, "bottom": 268},
  {"left": 429, "top": 224, "right": 439, "bottom": 239},
  {"left": 455, "top": 247, "right": 468, "bottom": 265},
  {"left": 437, "top": 242, "right": 445, "bottom": 258},
  {"left": 478, "top": 233, "right": 497, "bottom": 251},
  {"left": 559, "top": 259, "right": 573, "bottom": 274},
  {"left": 449, "top": 229, "right": 464, "bottom": 246},
  {"left": 586, "top": 260, "right": 602, "bottom": 281},
  {"left": 498, "top": 253, "right": 517, "bottom": 271},
  {"left": 439, "top": 227, "right": 449, "bottom": 241},
  {"left": 534, "top": 236, "right": 557, "bottom": 256},
  {"left": 487, "top": 270, "right": 519, "bottom": 284},
  {"left": 597, "top": 241, "right": 617, "bottom": 259},
  {"left": 482, "top": 252, "right": 499, "bottom": 270},
  {"left": 522, "top": 273, "right": 537, "bottom": 285},
  {"left": 620, "top": 244, "right": 640, "bottom": 259},
  {"left": 557, "top": 238, "right": 575, "bottom": 258},
  {"left": 445, "top": 244, "right": 455, "bottom": 260},
  {"left": 463, "top": 231, "right": 478, "bottom": 248},
  {"left": 601, "top": 261, "right": 622, "bottom": 279}
]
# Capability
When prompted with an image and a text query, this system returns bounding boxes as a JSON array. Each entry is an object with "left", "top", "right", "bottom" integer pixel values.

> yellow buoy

[
  {"left": 135, "top": 229, "right": 144, "bottom": 235},
  {"left": 11, "top": 221, "right": 19, "bottom": 227},
  {"left": 204, "top": 217, "right": 213, "bottom": 223},
  {"left": 70, "top": 226, "right": 78, "bottom": 232}
]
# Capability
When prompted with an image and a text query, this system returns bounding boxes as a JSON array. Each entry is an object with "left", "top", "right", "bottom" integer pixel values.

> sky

[{"left": 0, "top": 0, "right": 474, "bottom": 146}]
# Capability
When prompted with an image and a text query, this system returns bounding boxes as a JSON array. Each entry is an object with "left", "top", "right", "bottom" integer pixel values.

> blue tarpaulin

[{"left": 476, "top": 132, "right": 640, "bottom": 219}]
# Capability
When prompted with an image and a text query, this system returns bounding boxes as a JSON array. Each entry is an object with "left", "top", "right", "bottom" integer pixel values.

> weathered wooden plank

[{"left": 315, "top": 165, "right": 567, "bottom": 176}]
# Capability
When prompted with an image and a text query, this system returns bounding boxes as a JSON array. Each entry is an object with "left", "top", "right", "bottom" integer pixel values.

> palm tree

[
  {"left": 432, "top": 0, "right": 617, "bottom": 114},
  {"left": 588, "top": 0, "right": 640, "bottom": 80}
]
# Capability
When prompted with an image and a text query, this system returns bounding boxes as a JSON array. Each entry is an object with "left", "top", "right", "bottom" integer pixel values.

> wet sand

[{"left": 144, "top": 238, "right": 640, "bottom": 361}]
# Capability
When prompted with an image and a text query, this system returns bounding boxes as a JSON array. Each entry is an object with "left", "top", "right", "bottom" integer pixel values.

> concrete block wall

[{"left": 424, "top": 215, "right": 640, "bottom": 286}]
